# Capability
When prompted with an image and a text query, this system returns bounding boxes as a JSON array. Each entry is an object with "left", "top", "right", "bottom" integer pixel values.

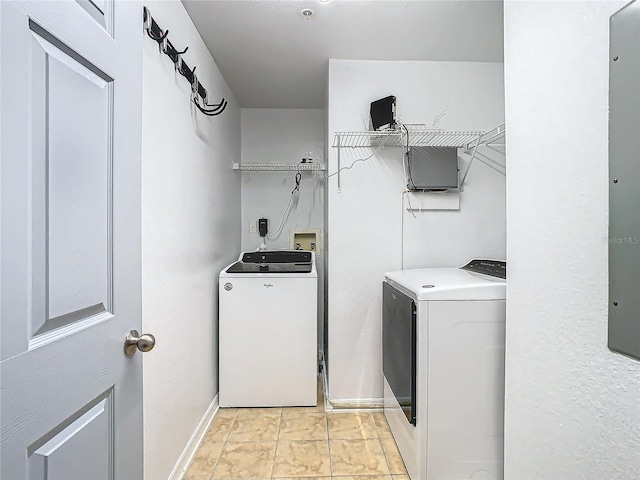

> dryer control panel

[{"left": 460, "top": 259, "right": 506, "bottom": 279}]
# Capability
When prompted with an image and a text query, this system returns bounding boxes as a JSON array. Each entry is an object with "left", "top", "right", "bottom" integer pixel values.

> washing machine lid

[
  {"left": 226, "top": 262, "right": 312, "bottom": 274},
  {"left": 384, "top": 267, "right": 506, "bottom": 301},
  {"left": 220, "top": 250, "right": 317, "bottom": 278}
]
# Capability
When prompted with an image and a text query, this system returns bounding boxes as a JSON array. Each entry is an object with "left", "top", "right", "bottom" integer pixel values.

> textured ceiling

[{"left": 182, "top": 0, "right": 504, "bottom": 108}]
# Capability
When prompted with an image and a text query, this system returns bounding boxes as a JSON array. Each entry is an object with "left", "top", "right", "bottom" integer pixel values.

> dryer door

[{"left": 382, "top": 281, "right": 417, "bottom": 425}]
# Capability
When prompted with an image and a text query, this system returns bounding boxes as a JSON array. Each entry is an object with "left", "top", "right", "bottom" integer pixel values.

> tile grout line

[
  {"left": 379, "top": 422, "right": 409, "bottom": 477},
  {"left": 375, "top": 412, "right": 395, "bottom": 477},
  {"left": 325, "top": 412, "right": 333, "bottom": 479},
  {"left": 379, "top": 435, "right": 394, "bottom": 478},
  {"left": 269, "top": 408, "right": 283, "bottom": 479},
  {"left": 208, "top": 408, "right": 237, "bottom": 480},
  {"left": 321, "top": 374, "right": 334, "bottom": 479},
  {"left": 371, "top": 412, "right": 394, "bottom": 478}
]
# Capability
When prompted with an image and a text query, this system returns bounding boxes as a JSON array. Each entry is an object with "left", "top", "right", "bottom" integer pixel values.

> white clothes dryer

[{"left": 383, "top": 259, "right": 506, "bottom": 480}]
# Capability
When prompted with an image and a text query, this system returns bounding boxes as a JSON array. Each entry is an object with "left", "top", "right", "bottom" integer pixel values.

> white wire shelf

[
  {"left": 465, "top": 123, "right": 506, "bottom": 150},
  {"left": 333, "top": 128, "right": 483, "bottom": 149},
  {"left": 403, "top": 125, "right": 485, "bottom": 148},
  {"left": 332, "top": 131, "right": 403, "bottom": 148},
  {"left": 232, "top": 162, "right": 326, "bottom": 172},
  {"left": 333, "top": 123, "right": 506, "bottom": 150},
  {"left": 331, "top": 123, "right": 506, "bottom": 190}
]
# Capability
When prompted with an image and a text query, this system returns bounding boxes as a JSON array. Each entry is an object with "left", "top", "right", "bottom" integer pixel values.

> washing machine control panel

[
  {"left": 242, "top": 251, "right": 312, "bottom": 264},
  {"left": 227, "top": 250, "right": 313, "bottom": 274}
]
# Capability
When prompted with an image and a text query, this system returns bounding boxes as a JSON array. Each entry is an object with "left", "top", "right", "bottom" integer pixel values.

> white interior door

[{"left": 1, "top": 1, "right": 144, "bottom": 478}]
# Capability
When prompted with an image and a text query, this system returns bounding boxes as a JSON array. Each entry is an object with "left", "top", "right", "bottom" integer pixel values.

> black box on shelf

[{"left": 370, "top": 96, "right": 396, "bottom": 131}]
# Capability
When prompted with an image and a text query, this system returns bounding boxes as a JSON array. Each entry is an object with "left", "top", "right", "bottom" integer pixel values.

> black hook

[
  {"left": 202, "top": 95, "right": 225, "bottom": 111},
  {"left": 157, "top": 29, "right": 169, "bottom": 43},
  {"left": 193, "top": 97, "right": 228, "bottom": 116},
  {"left": 144, "top": 6, "right": 226, "bottom": 118},
  {"left": 205, "top": 99, "right": 226, "bottom": 111},
  {"left": 199, "top": 87, "right": 224, "bottom": 111},
  {"left": 199, "top": 101, "right": 227, "bottom": 117},
  {"left": 146, "top": 25, "right": 168, "bottom": 44}
]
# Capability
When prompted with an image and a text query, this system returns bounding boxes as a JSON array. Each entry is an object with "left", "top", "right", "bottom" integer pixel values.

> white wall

[
  {"left": 240, "top": 109, "right": 325, "bottom": 350},
  {"left": 240, "top": 109, "right": 324, "bottom": 252},
  {"left": 326, "top": 60, "right": 505, "bottom": 403},
  {"left": 504, "top": 1, "right": 640, "bottom": 478},
  {"left": 142, "top": 1, "right": 241, "bottom": 478}
]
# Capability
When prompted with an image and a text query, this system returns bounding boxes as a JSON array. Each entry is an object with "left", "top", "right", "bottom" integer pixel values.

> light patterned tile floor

[{"left": 184, "top": 377, "right": 408, "bottom": 480}]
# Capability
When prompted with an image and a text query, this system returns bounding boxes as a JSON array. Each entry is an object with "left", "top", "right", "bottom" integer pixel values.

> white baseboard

[
  {"left": 326, "top": 397, "right": 384, "bottom": 412},
  {"left": 321, "top": 360, "right": 382, "bottom": 412},
  {"left": 168, "top": 395, "right": 219, "bottom": 480}
]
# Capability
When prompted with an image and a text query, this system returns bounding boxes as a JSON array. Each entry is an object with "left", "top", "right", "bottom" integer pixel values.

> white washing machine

[
  {"left": 383, "top": 259, "right": 506, "bottom": 480},
  {"left": 219, "top": 250, "right": 317, "bottom": 407}
]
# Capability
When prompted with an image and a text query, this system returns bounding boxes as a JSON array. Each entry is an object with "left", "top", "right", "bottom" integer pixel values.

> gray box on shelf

[{"left": 406, "top": 146, "right": 459, "bottom": 190}]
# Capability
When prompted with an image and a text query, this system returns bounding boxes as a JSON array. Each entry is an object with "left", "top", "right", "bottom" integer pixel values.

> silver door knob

[{"left": 124, "top": 330, "right": 156, "bottom": 356}]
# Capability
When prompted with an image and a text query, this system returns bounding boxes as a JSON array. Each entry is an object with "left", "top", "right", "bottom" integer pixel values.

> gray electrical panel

[
  {"left": 608, "top": 0, "right": 640, "bottom": 361},
  {"left": 406, "top": 146, "right": 458, "bottom": 190}
]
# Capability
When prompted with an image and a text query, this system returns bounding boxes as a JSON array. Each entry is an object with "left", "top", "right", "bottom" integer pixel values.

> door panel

[
  {"left": 30, "top": 21, "right": 114, "bottom": 337},
  {"left": 1, "top": 322, "right": 124, "bottom": 479},
  {"left": 1, "top": 1, "right": 143, "bottom": 478},
  {"left": 29, "top": 391, "right": 113, "bottom": 480},
  {"left": 75, "top": 0, "right": 111, "bottom": 31},
  {"left": 1, "top": 0, "right": 121, "bottom": 361}
]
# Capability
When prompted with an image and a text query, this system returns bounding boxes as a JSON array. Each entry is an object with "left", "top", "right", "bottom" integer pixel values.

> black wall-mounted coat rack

[{"left": 143, "top": 6, "right": 227, "bottom": 116}]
